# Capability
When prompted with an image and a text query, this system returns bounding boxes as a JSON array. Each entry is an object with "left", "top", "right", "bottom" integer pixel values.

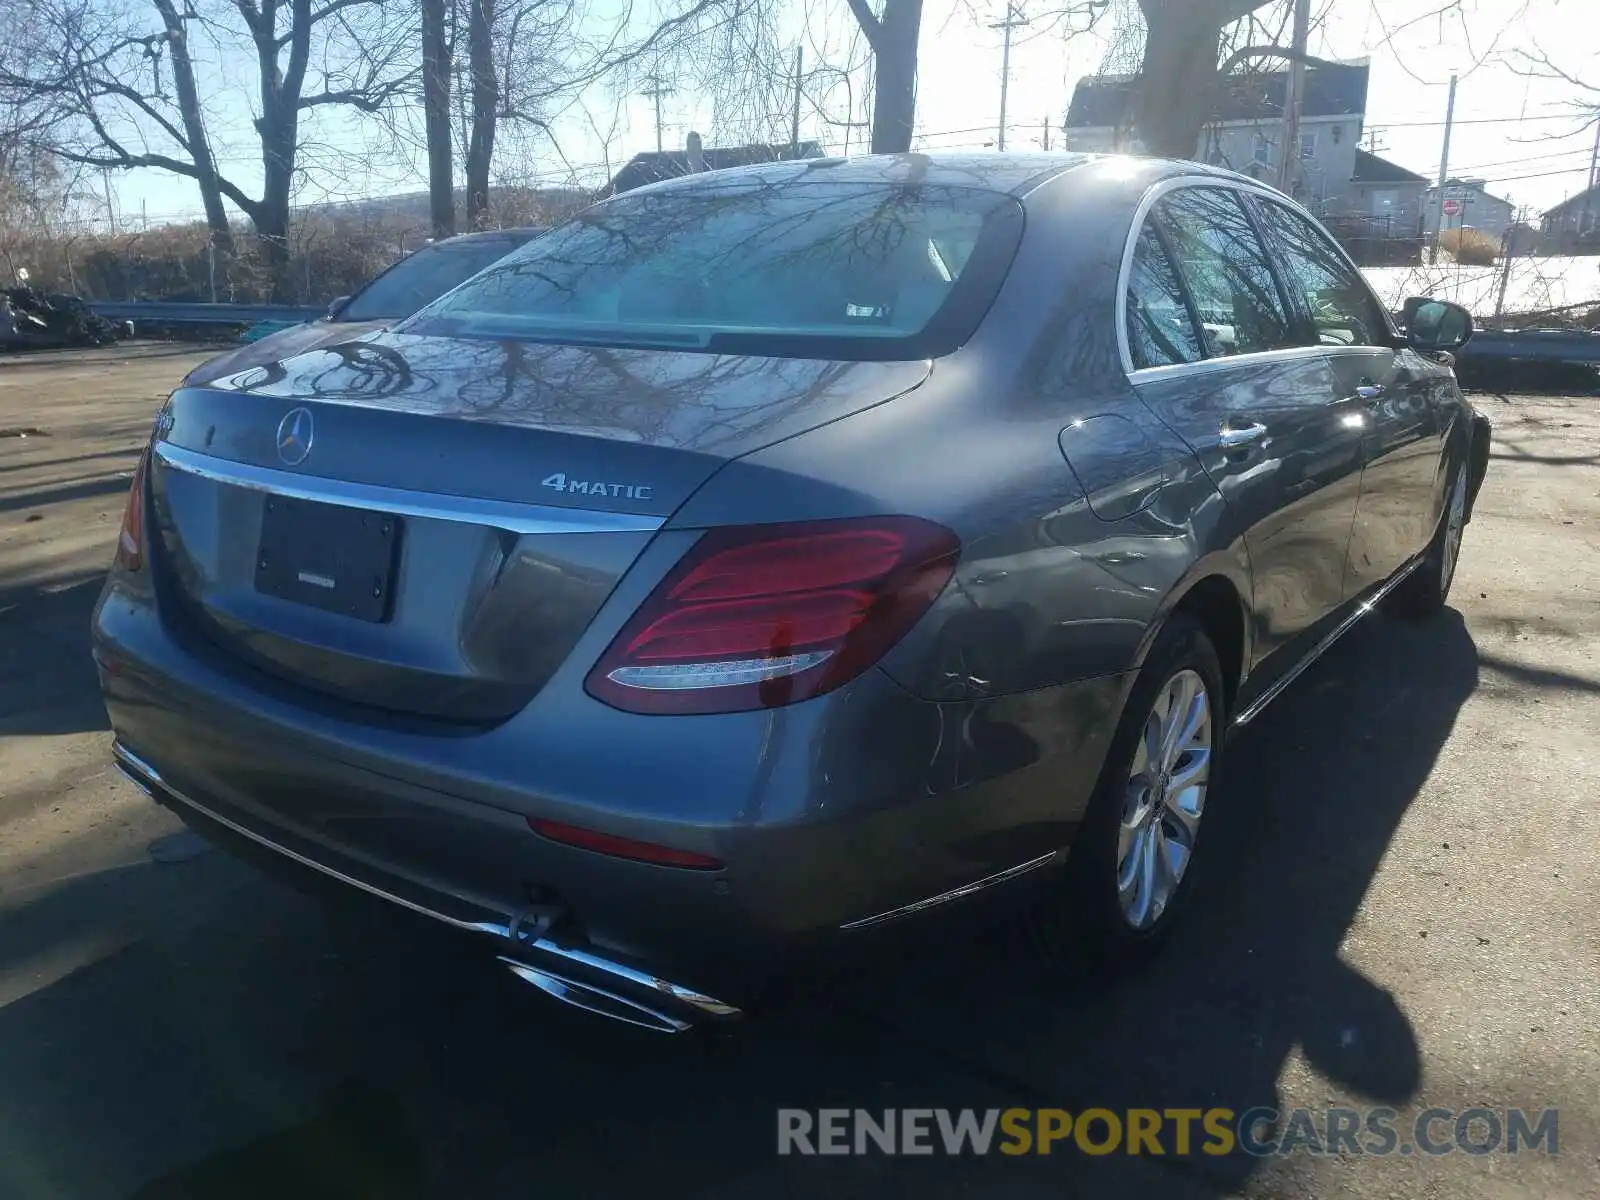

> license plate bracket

[{"left": 254, "top": 495, "right": 401, "bottom": 623}]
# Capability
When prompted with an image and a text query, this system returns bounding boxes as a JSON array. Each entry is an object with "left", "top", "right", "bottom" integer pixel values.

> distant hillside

[{"left": 305, "top": 186, "right": 594, "bottom": 227}]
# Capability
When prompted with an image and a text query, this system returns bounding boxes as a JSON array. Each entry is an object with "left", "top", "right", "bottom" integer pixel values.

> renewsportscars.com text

[{"left": 776, "top": 1107, "right": 1559, "bottom": 1158}]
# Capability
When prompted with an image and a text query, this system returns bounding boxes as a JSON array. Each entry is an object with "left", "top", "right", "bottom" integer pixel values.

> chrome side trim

[
  {"left": 1232, "top": 555, "right": 1424, "bottom": 728},
  {"left": 1128, "top": 345, "right": 1325, "bottom": 383},
  {"left": 838, "top": 851, "right": 1058, "bottom": 931},
  {"left": 152, "top": 442, "right": 665, "bottom": 536},
  {"left": 111, "top": 742, "right": 739, "bottom": 1023}
]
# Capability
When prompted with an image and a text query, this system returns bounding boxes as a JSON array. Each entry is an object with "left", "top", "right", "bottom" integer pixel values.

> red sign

[{"left": 1443, "top": 198, "right": 1463, "bottom": 216}]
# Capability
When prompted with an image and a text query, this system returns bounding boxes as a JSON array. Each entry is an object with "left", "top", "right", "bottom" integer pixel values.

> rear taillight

[
  {"left": 585, "top": 516, "right": 960, "bottom": 715},
  {"left": 114, "top": 451, "right": 149, "bottom": 572}
]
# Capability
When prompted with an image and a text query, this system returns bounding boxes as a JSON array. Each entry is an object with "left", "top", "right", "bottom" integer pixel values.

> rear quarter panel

[{"left": 672, "top": 160, "right": 1252, "bottom": 704}]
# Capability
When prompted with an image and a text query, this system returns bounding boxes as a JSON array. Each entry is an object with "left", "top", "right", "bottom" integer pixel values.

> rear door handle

[
  {"left": 1218, "top": 421, "right": 1268, "bottom": 450},
  {"left": 1355, "top": 384, "right": 1387, "bottom": 402}
]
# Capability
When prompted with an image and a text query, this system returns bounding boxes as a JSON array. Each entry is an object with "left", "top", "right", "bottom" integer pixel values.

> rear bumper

[
  {"left": 94, "top": 573, "right": 1128, "bottom": 1018},
  {"left": 112, "top": 742, "right": 735, "bottom": 1032}
]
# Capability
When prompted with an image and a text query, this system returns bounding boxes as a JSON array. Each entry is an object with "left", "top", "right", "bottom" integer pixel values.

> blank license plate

[{"left": 254, "top": 495, "right": 401, "bottom": 622}]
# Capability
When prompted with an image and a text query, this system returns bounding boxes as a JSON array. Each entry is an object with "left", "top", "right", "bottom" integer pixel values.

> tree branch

[
  {"left": 297, "top": 83, "right": 406, "bottom": 111},
  {"left": 274, "top": 0, "right": 382, "bottom": 45},
  {"left": 1506, "top": 45, "right": 1599, "bottom": 95},
  {"left": 282, "top": 0, "right": 314, "bottom": 103},
  {"left": 231, "top": 0, "right": 266, "bottom": 37},
  {"left": 842, "top": 0, "right": 882, "bottom": 47},
  {"left": 1216, "top": 43, "right": 1343, "bottom": 77}
]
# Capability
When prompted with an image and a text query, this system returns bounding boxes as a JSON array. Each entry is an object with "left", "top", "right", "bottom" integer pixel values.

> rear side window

[
  {"left": 341, "top": 236, "right": 533, "bottom": 322},
  {"left": 1125, "top": 224, "right": 1204, "bottom": 369},
  {"left": 1157, "top": 188, "right": 1294, "bottom": 357},
  {"left": 1252, "top": 199, "right": 1389, "bottom": 347}
]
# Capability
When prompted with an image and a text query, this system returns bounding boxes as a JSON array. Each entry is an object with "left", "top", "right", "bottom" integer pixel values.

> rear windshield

[
  {"left": 340, "top": 235, "right": 535, "bottom": 322},
  {"left": 400, "top": 181, "right": 1024, "bottom": 360}
]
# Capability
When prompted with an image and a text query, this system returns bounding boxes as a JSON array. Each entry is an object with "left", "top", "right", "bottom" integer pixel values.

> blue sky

[{"left": 106, "top": 0, "right": 1599, "bottom": 228}]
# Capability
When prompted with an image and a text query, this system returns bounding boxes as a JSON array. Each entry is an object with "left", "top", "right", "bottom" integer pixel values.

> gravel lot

[{"left": 1, "top": 343, "right": 1596, "bottom": 1199}]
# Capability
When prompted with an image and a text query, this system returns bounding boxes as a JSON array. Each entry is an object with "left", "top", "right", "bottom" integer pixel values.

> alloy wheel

[{"left": 1117, "top": 668, "right": 1213, "bottom": 931}]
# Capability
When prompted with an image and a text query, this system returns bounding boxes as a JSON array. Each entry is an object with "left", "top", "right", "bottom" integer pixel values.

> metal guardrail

[
  {"left": 1458, "top": 329, "right": 1600, "bottom": 366},
  {"left": 89, "top": 301, "right": 325, "bottom": 325}
]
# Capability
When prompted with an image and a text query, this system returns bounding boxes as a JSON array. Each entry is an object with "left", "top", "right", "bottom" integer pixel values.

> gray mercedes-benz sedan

[{"left": 93, "top": 153, "right": 1489, "bottom": 1032}]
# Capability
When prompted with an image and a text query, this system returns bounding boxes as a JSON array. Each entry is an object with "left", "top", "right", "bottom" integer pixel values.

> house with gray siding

[
  {"left": 1540, "top": 185, "right": 1600, "bottom": 251},
  {"left": 1346, "top": 150, "right": 1429, "bottom": 236},
  {"left": 1423, "top": 179, "right": 1517, "bottom": 243},
  {"left": 1065, "top": 60, "right": 1371, "bottom": 214}
]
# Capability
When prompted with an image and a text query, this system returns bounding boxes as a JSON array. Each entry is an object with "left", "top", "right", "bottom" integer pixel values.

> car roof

[
  {"left": 435, "top": 227, "right": 547, "bottom": 245},
  {"left": 615, "top": 152, "right": 1096, "bottom": 198},
  {"left": 608, "top": 151, "right": 1292, "bottom": 203}
]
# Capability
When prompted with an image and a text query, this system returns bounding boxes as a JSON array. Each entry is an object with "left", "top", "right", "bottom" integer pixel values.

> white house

[{"left": 1064, "top": 60, "right": 1373, "bottom": 216}]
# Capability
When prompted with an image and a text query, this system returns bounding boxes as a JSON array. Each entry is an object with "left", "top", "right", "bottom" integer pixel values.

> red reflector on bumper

[{"left": 527, "top": 818, "right": 723, "bottom": 870}]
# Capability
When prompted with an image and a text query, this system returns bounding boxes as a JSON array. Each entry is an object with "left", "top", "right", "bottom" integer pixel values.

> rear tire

[
  {"left": 1032, "top": 613, "right": 1227, "bottom": 970},
  {"left": 1387, "top": 462, "right": 1468, "bottom": 620}
]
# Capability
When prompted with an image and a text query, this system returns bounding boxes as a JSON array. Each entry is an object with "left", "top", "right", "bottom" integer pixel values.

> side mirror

[
  {"left": 326, "top": 295, "right": 352, "bottom": 321},
  {"left": 1402, "top": 296, "right": 1473, "bottom": 352}
]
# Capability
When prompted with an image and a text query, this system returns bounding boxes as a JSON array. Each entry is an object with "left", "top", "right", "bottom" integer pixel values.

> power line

[
  {"left": 1370, "top": 112, "right": 1592, "bottom": 129},
  {"left": 916, "top": 126, "right": 1002, "bottom": 139},
  {"left": 1447, "top": 146, "right": 1598, "bottom": 175},
  {"left": 1478, "top": 164, "right": 1597, "bottom": 185}
]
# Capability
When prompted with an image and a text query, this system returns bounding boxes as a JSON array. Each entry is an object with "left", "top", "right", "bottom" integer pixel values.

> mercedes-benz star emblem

[{"left": 275, "top": 407, "right": 314, "bottom": 466}]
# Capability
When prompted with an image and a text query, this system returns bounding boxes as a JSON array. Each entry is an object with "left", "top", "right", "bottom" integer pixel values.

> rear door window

[
  {"left": 1251, "top": 199, "right": 1390, "bottom": 347},
  {"left": 1157, "top": 187, "right": 1295, "bottom": 357},
  {"left": 1125, "top": 223, "right": 1205, "bottom": 369}
]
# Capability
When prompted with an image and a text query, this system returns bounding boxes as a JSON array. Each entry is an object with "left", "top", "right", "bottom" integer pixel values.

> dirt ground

[{"left": 1, "top": 343, "right": 1597, "bottom": 1199}]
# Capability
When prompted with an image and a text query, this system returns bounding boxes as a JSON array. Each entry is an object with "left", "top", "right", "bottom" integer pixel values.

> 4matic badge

[{"left": 541, "top": 473, "right": 653, "bottom": 501}]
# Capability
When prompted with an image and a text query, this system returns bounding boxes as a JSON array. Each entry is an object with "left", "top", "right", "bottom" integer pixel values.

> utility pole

[
  {"left": 1578, "top": 114, "right": 1600, "bottom": 243},
  {"left": 641, "top": 75, "right": 675, "bottom": 154},
  {"left": 1039, "top": 115, "right": 1051, "bottom": 152},
  {"left": 100, "top": 169, "right": 118, "bottom": 234},
  {"left": 790, "top": 45, "right": 803, "bottom": 157},
  {"left": 1276, "top": 0, "right": 1311, "bottom": 194},
  {"left": 990, "top": 3, "right": 1029, "bottom": 153},
  {"left": 1430, "top": 72, "right": 1458, "bottom": 263},
  {"left": 1494, "top": 205, "right": 1524, "bottom": 320}
]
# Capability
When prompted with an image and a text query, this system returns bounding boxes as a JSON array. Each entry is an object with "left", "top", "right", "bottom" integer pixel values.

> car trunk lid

[{"left": 147, "top": 332, "right": 930, "bottom": 722}]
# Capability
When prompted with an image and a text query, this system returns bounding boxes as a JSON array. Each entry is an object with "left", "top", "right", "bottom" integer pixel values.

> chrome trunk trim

[
  {"left": 112, "top": 742, "right": 739, "bottom": 1029},
  {"left": 152, "top": 442, "right": 665, "bottom": 535}
]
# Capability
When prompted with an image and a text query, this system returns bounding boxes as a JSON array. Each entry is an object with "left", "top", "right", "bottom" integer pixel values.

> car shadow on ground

[
  {"left": 0, "top": 574, "right": 110, "bottom": 737},
  {"left": 0, "top": 609, "right": 1480, "bottom": 1199},
  {"left": 0, "top": 473, "right": 137, "bottom": 515}
]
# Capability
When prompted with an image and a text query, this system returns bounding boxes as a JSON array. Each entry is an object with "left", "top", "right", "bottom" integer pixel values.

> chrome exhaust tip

[{"left": 499, "top": 958, "right": 692, "bottom": 1033}]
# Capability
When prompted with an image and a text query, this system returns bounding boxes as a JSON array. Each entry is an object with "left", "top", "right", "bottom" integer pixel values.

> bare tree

[
  {"left": 462, "top": 0, "right": 584, "bottom": 228},
  {"left": 608, "top": 0, "right": 918, "bottom": 156},
  {"left": 1129, "top": 0, "right": 1276, "bottom": 156},
  {"left": 0, "top": 0, "right": 417, "bottom": 295},
  {"left": 422, "top": 0, "right": 455, "bottom": 238},
  {"left": 841, "top": 0, "right": 919, "bottom": 152}
]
